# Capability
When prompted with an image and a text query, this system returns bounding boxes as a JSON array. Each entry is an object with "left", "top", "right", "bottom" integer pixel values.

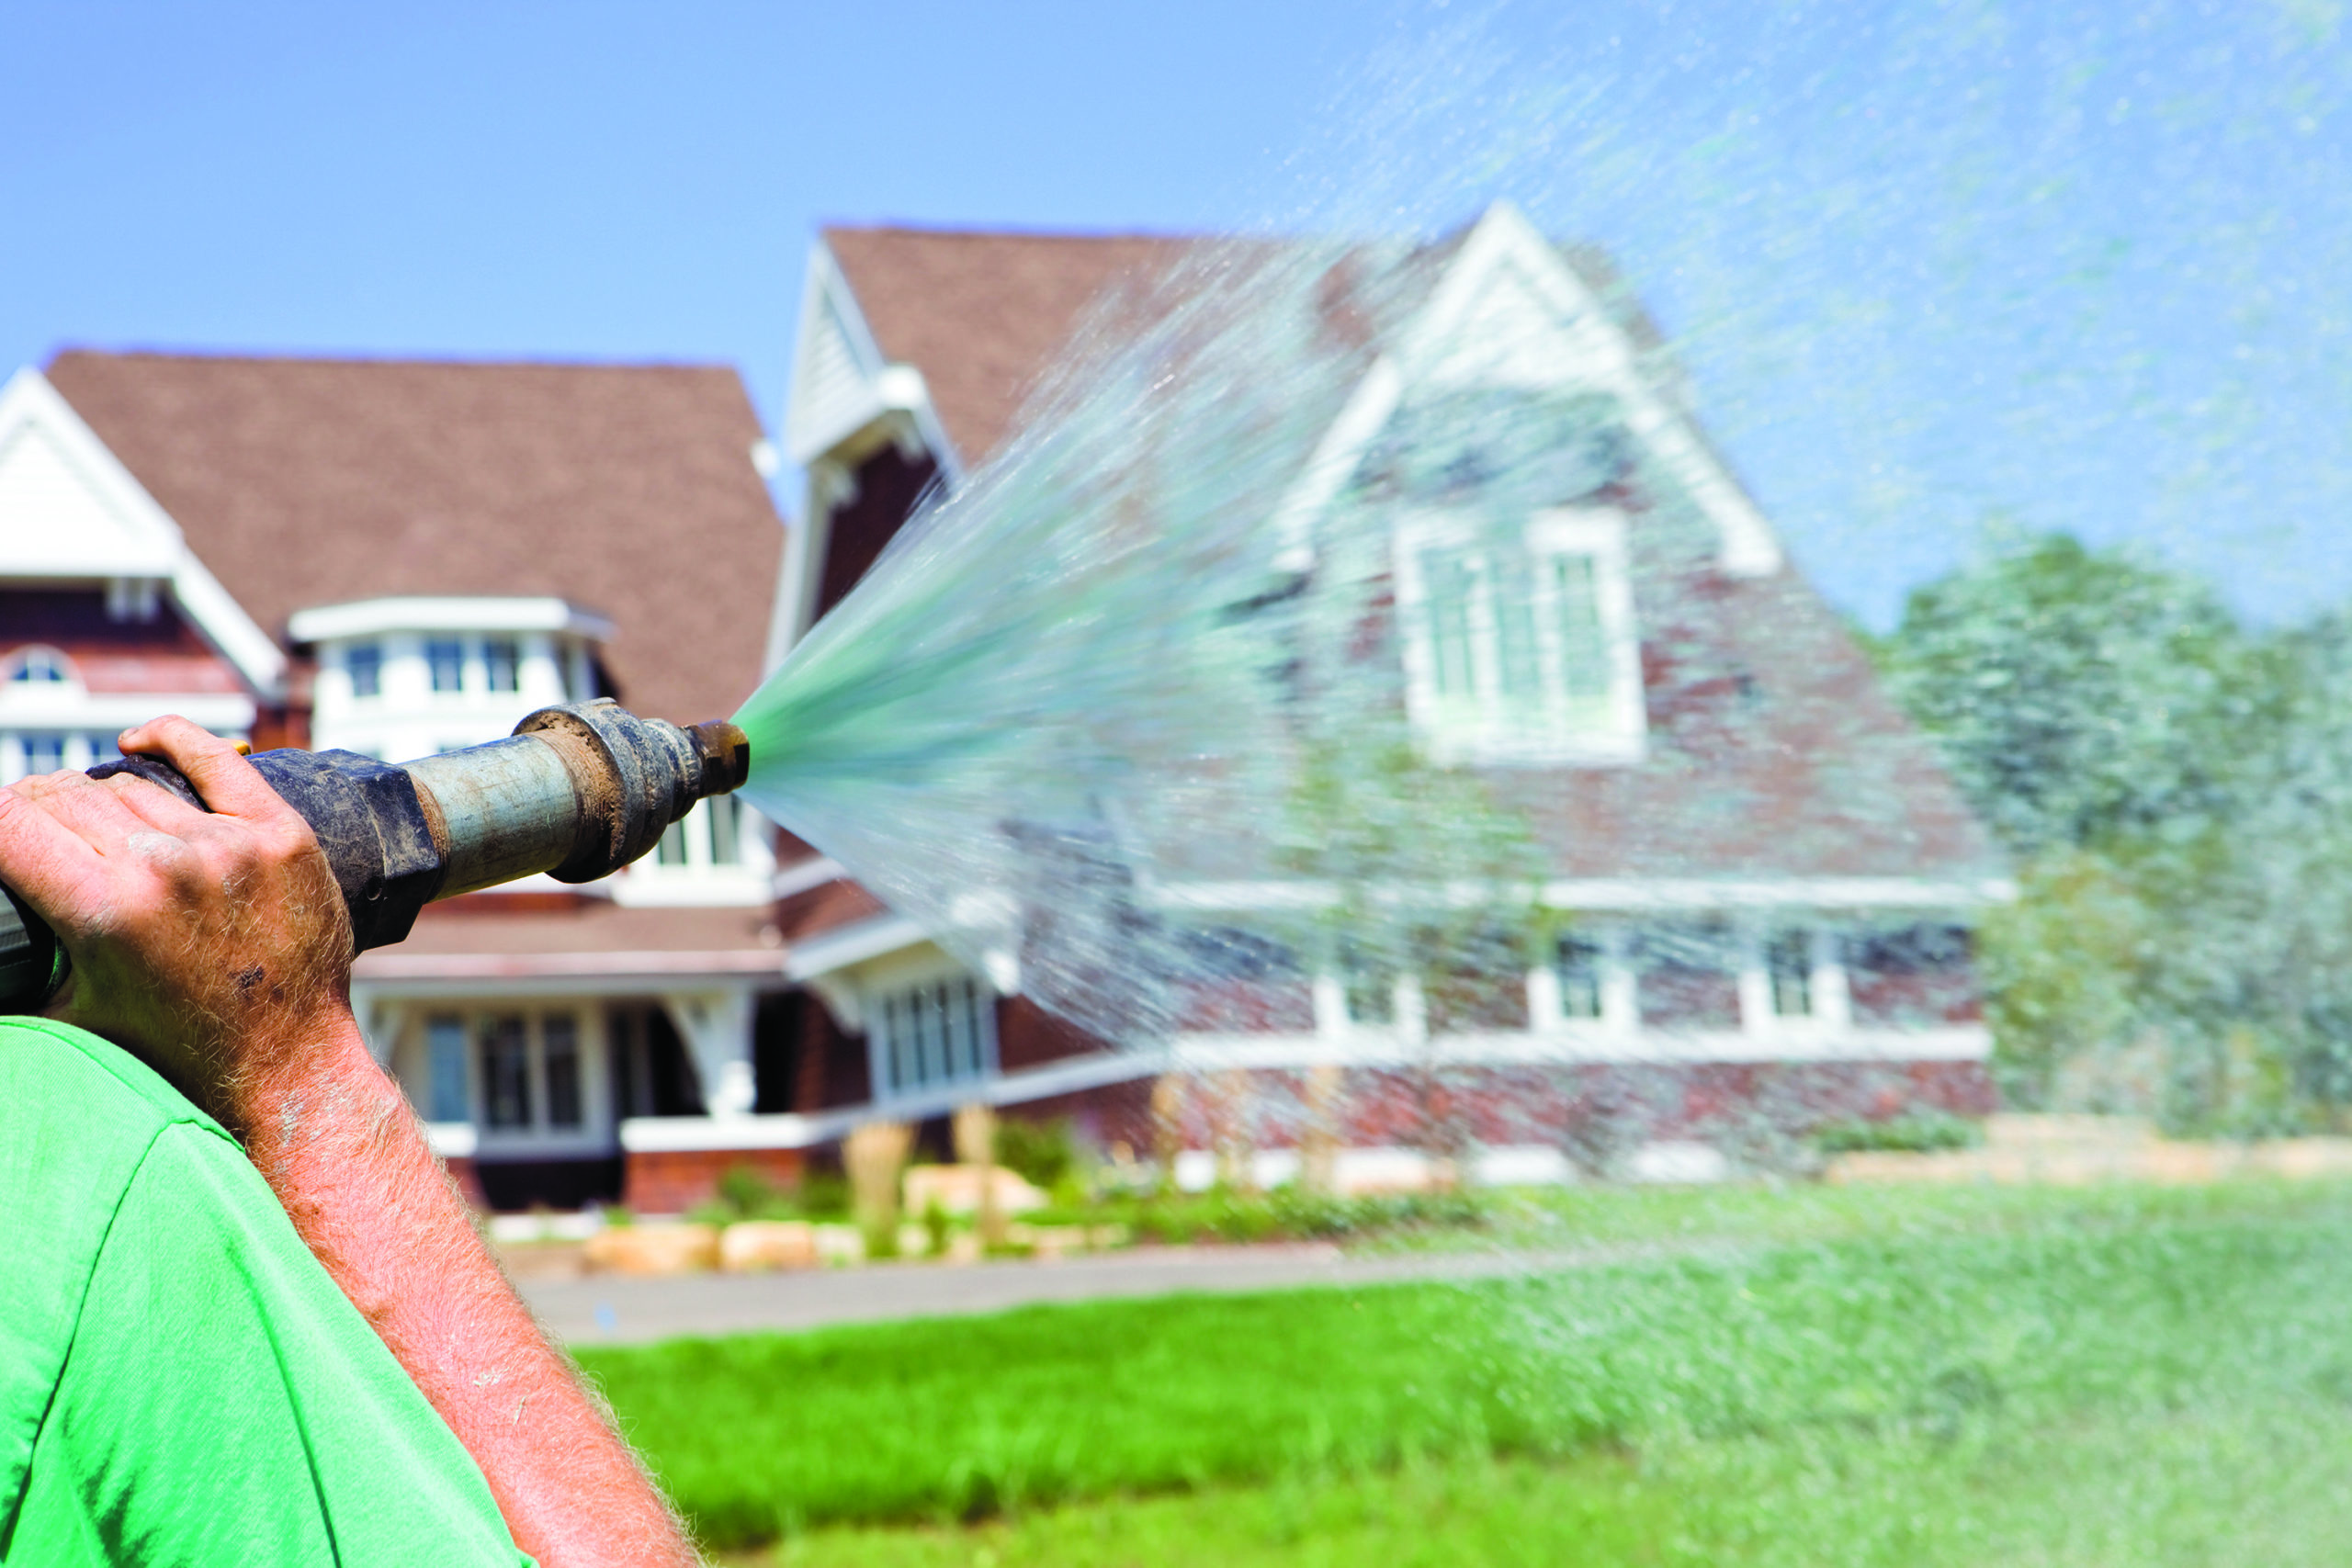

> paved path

[{"left": 520, "top": 1243, "right": 1598, "bottom": 1347}]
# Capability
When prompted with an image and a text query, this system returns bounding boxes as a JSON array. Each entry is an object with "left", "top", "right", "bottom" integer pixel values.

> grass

[
  {"left": 733, "top": 1403, "right": 2352, "bottom": 1566},
  {"left": 577, "top": 1179, "right": 2352, "bottom": 1556}
]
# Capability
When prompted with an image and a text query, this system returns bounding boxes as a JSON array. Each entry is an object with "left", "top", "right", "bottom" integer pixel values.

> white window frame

[
  {"left": 1394, "top": 506, "right": 1645, "bottom": 765},
  {"left": 1526, "top": 922, "right": 1637, "bottom": 1034},
  {"left": 408, "top": 1005, "right": 611, "bottom": 1156},
  {"left": 865, "top": 966, "right": 999, "bottom": 1104}
]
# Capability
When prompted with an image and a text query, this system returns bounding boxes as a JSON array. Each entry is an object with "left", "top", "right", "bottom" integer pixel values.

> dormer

[{"left": 288, "top": 595, "right": 613, "bottom": 761}]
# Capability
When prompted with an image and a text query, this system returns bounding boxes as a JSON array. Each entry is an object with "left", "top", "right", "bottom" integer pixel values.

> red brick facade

[{"left": 622, "top": 1146, "right": 807, "bottom": 1215}]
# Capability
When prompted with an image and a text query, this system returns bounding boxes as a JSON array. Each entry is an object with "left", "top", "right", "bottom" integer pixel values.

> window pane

[
  {"left": 959, "top": 979, "right": 986, "bottom": 1077},
  {"left": 709, "top": 796, "right": 740, "bottom": 865},
  {"left": 544, "top": 1014, "right": 582, "bottom": 1129},
  {"left": 427, "top": 638, "right": 465, "bottom": 694},
  {"left": 1420, "top": 547, "right": 1481, "bottom": 698},
  {"left": 1555, "top": 933, "right": 1604, "bottom": 1019},
  {"left": 1553, "top": 554, "right": 1610, "bottom": 702},
  {"left": 22, "top": 735, "right": 63, "bottom": 775},
  {"left": 656, "top": 817, "right": 689, "bottom": 865},
  {"left": 1340, "top": 942, "right": 1396, "bottom": 1025},
  {"left": 427, "top": 1015, "right": 469, "bottom": 1122},
  {"left": 1495, "top": 557, "right": 1544, "bottom": 702},
  {"left": 1768, "top": 930, "right": 1813, "bottom": 1017},
  {"left": 483, "top": 638, "right": 520, "bottom": 694},
  {"left": 346, "top": 642, "right": 382, "bottom": 698},
  {"left": 480, "top": 1016, "right": 532, "bottom": 1129}
]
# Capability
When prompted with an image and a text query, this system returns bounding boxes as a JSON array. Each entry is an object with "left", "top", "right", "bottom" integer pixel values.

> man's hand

[{"left": 0, "top": 716, "right": 354, "bottom": 1132}]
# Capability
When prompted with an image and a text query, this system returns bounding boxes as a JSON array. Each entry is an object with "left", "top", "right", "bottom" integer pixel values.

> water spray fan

[{"left": 0, "top": 699, "right": 750, "bottom": 1010}]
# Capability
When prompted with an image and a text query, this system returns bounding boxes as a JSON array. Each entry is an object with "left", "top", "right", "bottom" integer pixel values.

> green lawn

[{"left": 578, "top": 1179, "right": 2352, "bottom": 1559}]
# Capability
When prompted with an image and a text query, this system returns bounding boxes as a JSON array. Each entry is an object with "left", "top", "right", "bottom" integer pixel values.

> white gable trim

[
  {"left": 1340, "top": 201, "right": 1782, "bottom": 579},
  {"left": 772, "top": 240, "right": 967, "bottom": 664},
  {"left": 0, "top": 367, "right": 287, "bottom": 696},
  {"left": 782, "top": 241, "right": 962, "bottom": 476}
]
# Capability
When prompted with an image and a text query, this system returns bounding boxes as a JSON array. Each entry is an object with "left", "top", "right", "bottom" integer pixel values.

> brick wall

[{"left": 623, "top": 1146, "right": 807, "bottom": 1215}]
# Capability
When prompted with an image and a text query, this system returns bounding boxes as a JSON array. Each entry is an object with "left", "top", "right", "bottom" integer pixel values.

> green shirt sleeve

[{"left": 0, "top": 1022, "right": 531, "bottom": 1566}]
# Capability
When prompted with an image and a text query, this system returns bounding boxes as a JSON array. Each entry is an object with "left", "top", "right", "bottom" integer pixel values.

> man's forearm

[{"left": 237, "top": 1017, "right": 699, "bottom": 1568}]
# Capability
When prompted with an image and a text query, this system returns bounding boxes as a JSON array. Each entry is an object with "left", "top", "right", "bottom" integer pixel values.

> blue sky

[{"left": 9, "top": 2, "right": 2350, "bottom": 627}]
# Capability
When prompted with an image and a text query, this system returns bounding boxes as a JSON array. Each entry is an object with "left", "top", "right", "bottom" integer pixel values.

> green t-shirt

[{"left": 0, "top": 1018, "right": 531, "bottom": 1565}]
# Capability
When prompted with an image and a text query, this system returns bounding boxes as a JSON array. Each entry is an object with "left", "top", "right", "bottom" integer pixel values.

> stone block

[
  {"left": 583, "top": 1224, "right": 719, "bottom": 1276},
  {"left": 902, "top": 1163, "right": 1049, "bottom": 1217},
  {"left": 719, "top": 1220, "right": 818, "bottom": 1272}
]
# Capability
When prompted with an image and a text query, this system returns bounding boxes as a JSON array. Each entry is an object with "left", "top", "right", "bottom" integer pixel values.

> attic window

[{"left": 1395, "top": 509, "right": 1644, "bottom": 764}]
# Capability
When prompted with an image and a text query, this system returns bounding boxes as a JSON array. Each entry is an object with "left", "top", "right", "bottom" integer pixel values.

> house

[
  {"left": 637, "top": 201, "right": 2012, "bottom": 1193},
  {"left": 0, "top": 353, "right": 791, "bottom": 1209}
]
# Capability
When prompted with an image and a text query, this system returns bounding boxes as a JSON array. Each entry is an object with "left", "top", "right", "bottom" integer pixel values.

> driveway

[{"left": 520, "top": 1242, "right": 1588, "bottom": 1346}]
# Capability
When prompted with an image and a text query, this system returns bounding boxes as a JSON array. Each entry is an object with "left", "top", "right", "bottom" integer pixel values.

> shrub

[
  {"left": 995, "top": 1115, "right": 1081, "bottom": 1192},
  {"left": 1814, "top": 1110, "right": 1984, "bottom": 1155}
]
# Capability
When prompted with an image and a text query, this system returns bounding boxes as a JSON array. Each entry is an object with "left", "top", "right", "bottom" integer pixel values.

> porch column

[{"left": 662, "top": 986, "right": 757, "bottom": 1119}]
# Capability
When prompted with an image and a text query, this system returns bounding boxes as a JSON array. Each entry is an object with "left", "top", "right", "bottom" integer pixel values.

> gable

[
  {"left": 1377, "top": 202, "right": 1781, "bottom": 579},
  {"left": 0, "top": 369, "right": 181, "bottom": 579},
  {"left": 0, "top": 368, "right": 284, "bottom": 696}
]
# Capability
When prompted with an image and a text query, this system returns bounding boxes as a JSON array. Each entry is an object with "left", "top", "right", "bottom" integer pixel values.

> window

[
  {"left": 1397, "top": 510, "right": 1641, "bottom": 762},
  {"left": 484, "top": 638, "right": 520, "bottom": 694},
  {"left": 543, "top": 1014, "right": 583, "bottom": 1130},
  {"left": 7, "top": 648, "right": 69, "bottom": 684},
  {"left": 1339, "top": 942, "right": 1396, "bottom": 1026},
  {"left": 1555, "top": 932, "right": 1604, "bottom": 1019},
  {"left": 874, "top": 974, "right": 993, "bottom": 1098},
  {"left": 21, "top": 735, "right": 63, "bottom": 775},
  {"left": 426, "top": 1015, "right": 470, "bottom": 1122},
  {"left": 480, "top": 1016, "right": 533, "bottom": 1130},
  {"left": 656, "top": 815, "right": 691, "bottom": 865},
  {"left": 708, "top": 796, "right": 741, "bottom": 865},
  {"left": 345, "top": 641, "right": 382, "bottom": 699},
  {"left": 1767, "top": 930, "right": 1814, "bottom": 1017},
  {"left": 427, "top": 638, "right": 466, "bottom": 694}
]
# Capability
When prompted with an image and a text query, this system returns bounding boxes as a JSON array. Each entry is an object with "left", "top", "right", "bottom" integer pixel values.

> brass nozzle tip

[{"left": 687, "top": 720, "right": 752, "bottom": 796}]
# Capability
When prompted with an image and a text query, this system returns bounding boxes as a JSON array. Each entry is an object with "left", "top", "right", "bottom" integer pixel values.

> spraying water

[{"left": 732, "top": 0, "right": 2352, "bottom": 1131}]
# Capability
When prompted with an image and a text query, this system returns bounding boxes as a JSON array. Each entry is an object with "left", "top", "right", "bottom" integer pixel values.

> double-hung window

[
  {"left": 871, "top": 973, "right": 995, "bottom": 1100},
  {"left": 1396, "top": 508, "right": 1643, "bottom": 763}
]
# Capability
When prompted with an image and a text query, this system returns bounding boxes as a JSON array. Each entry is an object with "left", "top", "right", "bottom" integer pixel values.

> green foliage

[
  {"left": 798, "top": 1173, "right": 853, "bottom": 1223},
  {"left": 993, "top": 1117, "right": 1081, "bottom": 1194},
  {"left": 1027, "top": 1186, "right": 1490, "bottom": 1245},
  {"left": 1881, "top": 531, "right": 2250, "bottom": 857},
  {"left": 584, "top": 1181, "right": 2352, "bottom": 1552},
  {"left": 1879, "top": 530, "right": 2352, "bottom": 1129},
  {"left": 1813, "top": 1110, "right": 1984, "bottom": 1155}
]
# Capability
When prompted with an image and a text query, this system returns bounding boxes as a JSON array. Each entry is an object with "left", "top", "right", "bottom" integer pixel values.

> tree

[{"left": 1879, "top": 532, "right": 2249, "bottom": 858}]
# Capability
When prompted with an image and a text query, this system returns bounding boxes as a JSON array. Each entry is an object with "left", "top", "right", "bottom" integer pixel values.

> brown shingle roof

[
  {"left": 824, "top": 227, "right": 1195, "bottom": 464},
  {"left": 821, "top": 225, "right": 1671, "bottom": 471},
  {"left": 44, "top": 352, "right": 785, "bottom": 725}
]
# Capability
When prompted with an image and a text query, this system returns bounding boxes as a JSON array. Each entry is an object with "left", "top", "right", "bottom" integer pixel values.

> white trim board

[
  {"left": 1170, "top": 1025, "right": 1993, "bottom": 1071},
  {"left": 1143, "top": 874, "right": 2017, "bottom": 913},
  {"left": 288, "top": 596, "right": 615, "bottom": 643},
  {"left": 617, "top": 1043, "right": 1165, "bottom": 1153}
]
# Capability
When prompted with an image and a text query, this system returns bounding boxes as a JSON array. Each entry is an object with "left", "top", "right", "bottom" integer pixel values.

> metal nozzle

[{"left": 688, "top": 720, "right": 752, "bottom": 796}]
